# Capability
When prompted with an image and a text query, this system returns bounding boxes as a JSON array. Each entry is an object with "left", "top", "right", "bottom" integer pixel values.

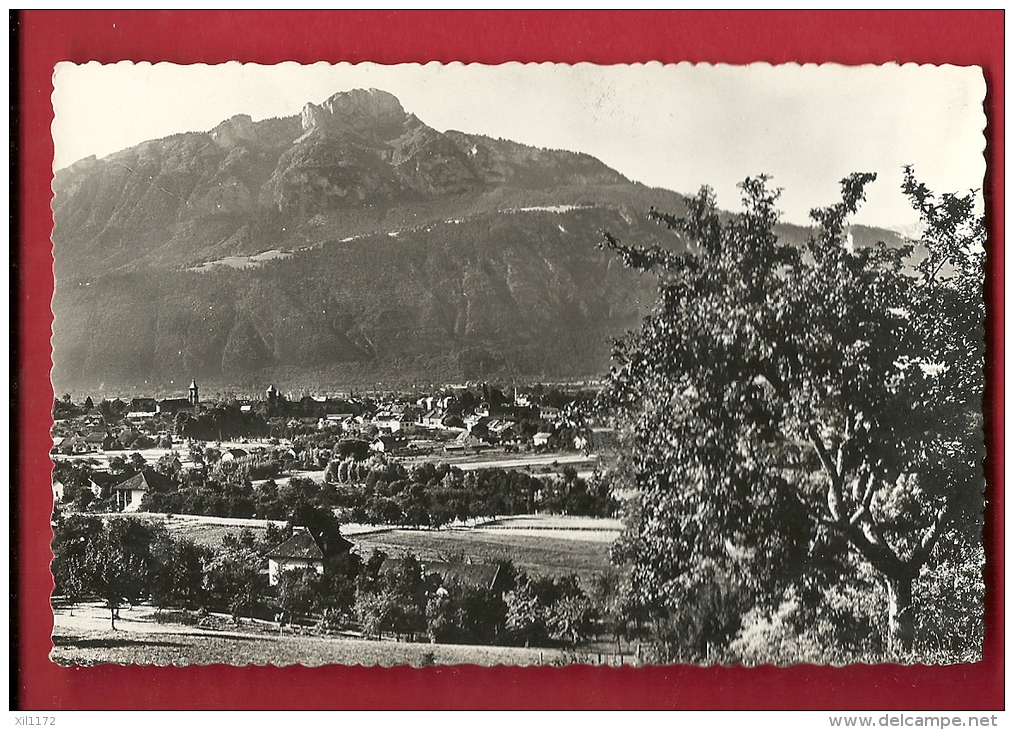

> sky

[{"left": 52, "top": 61, "right": 986, "bottom": 228}]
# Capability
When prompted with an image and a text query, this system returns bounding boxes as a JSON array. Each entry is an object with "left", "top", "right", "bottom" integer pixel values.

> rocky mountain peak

[
  {"left": 209, "top": 114, "right": 258, "bottom": 148},
  {"left": 300, "top": 88, "right": 408, "bottom": 135}
]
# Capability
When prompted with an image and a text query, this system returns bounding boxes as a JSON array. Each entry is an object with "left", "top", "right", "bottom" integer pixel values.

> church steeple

[{"left": 188, "top": 379, "right": 200, "bottom": 406}]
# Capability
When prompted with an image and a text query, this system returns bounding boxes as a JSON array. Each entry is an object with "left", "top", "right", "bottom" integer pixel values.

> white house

[
  {"left": 419, "top": 408, "right": 446, "bottom": 429},
  {"left": 266, "top": 527, "right": 354, "bottom": 585},
  {"left": 266, "top": 528, "right": 326, "bottom": 585},
  {"left": 112, "top": 469, "right": 174, "bottom": 512},
  {"left": 220, "top": 448, "right": 249, "bottom": 462},
  {"left": 533, "top": 432, "right": 553, "bottom": 448},
  {"left": 371, "top": 435, "right": 408, "bottom": 454}
]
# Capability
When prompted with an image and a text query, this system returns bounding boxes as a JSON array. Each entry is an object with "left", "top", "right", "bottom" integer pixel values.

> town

[
  {"left": 51, "top": 379, "right": 612, "bottom": 512},
  {"left": 50, "top": 380, "right": 631, "bottom": 666}
]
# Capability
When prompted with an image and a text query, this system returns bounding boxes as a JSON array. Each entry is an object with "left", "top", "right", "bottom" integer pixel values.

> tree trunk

[
  {"left": 885, "top": 575, "right": 914, "bottom": 653},
  {"left": 110, "top": 606, "right": 117, "bottom": 631}
]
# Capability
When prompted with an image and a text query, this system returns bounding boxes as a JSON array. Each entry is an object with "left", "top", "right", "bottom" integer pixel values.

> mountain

[{"left": 51, "top": 88, "right": 907, "bottom": 394}]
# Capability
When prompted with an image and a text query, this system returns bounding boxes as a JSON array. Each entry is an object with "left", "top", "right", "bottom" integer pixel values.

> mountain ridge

[{"left": 51, "top": 88, "right": 907, "bottom": 393}]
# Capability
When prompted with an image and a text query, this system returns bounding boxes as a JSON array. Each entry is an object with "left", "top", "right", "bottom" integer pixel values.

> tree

[
  {"left": 76, "top": 518, "right": 163, "bottom": 629},
  {"left": 335, "top": 439, "right": 372, "bottom": 461},
  {"left": 317, "top": 551, "right": 362, "bottom": 624},
  {"left": 504, "top": 577, "right": 548, "bottom": 646},
  {"left": 503, "top": 572, "right": 591, "bottom": 647},
  {"left": 52, "top": 514, "right": 105, "bottom": 614},
  {"left": 603, "top": 171, "right": 984, "bottom": 659},
  {"left": 275, "top": 568, "right": 322, "bottom": 625},
  {"left": 355, "top": 585, "right": 397, "bottom": 639},
  {"left": 149, "top": 534, "right": 211, "bottom": 611},
  {"left": 284, "top": 500, "right": 349, "bottom": 558},
  {"left": 588, "top": 568, "right": 634, "bottom": 652},
  {"left": 129, "top": 452, "right": 147, "bottom": 472},
  {"left": 425, "top": 579, "right": 506, "bottom": 645},
  {"left": 108, "top": 455, "right": 129, "bottom": 474},
  {"left": 548, "top": 591, "right": 596, "bottom": 646},
  {"left": 207, "top": 550, "right": 266, "bottom": 623}
]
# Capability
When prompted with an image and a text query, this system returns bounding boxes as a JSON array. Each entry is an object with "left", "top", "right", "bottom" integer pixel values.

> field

[
  {"left": 154, "top": 513, "right": 621, "bottom": 583},
  {"left": 401, "top": 451, "right": 601, "bottom": 479},
  {"left": 159, "top": 514, "right": 279, "bottom": 548},
  {"left": 50, "top": 602, "right": 572, "bottom": 667},
  {"left": 354, "top": 523, "right": 616, "bottom": 583}
]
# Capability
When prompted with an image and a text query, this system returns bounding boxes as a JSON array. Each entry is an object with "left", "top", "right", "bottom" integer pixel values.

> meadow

[
  {"left": 348, "top": 524, "right": 615, "bottom": 583},
  {"left": 50, "top": 603, "right": 570, "bottom": 668},
  {"left": 158, "top": 513, "right": 621, "bottom": 582}
]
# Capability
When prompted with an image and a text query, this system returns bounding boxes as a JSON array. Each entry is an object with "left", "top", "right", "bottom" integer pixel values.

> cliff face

[{"left": 51, "top": 88, "right": 906, "bottom": 392}]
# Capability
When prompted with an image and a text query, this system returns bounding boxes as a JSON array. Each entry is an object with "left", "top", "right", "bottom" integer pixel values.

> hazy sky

[{"left": 52, "top": 61, "right": 986, "bottom": 228}]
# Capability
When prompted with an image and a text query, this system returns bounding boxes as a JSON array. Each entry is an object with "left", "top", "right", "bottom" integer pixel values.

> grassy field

[
  {"left": 354, "top": 527, "right": 614, "bottom": 582},
  {"left": 158, "top": 514, "right": 620, "bottom": 584},
  {"left": 51, "top": 603, "right": 571, "bottom": 668}
]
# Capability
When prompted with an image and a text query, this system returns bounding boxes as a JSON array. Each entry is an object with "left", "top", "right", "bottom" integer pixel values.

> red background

[{"left": 15, "top": 10, "right": 1004, "bottom": 710}]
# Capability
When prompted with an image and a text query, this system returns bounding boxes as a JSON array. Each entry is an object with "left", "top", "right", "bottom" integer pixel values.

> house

[
  {"left": 423, "top": 561, "right": 510, "bottom": 595},
  {"left": 52, "top": 479, "right": 65, "bottom": 503},
  {"left": 533, "top": 432, "right": 553, "bottom": 448},
  {"left": 60, "top": 435, "right": 90, "bottom": 454},
  {"left": 112, "top": 468, "right": 175, "bottom": 512},
  {"left": 128, "top": 398, "right": 157, "bottom": 419},
  {"left": 468, "top": 420, "right": 493, "bottom": 444},
  {"left": 125, "top": 411, "right": 157, "bottom": 421},
  {"left": 540, "top": 406, "right": 563, "bottom": 421},
  {"left": 419, "top": 408, "right": 446, "bottom": 429},
  {"left": 371, "top": 435, "right": 408, "bottom": 454},
  {"left": 455, "top": 431, "right": 488, "bottom": 450},
  {"left": 83, "top": 431, "right": 114, "bottom": 451},
  {"left": 319, "top": 413, "right": 354, "bottom": 430},
  {"left": 266, "top": 527, "right": 354, "bottom": 585},
  {"left": 373, "top": 410, "right": 412, "bottom": 432},
  {"left": 488, "top": 403, "right": 538, "bottom": 421},
  {"left": 376, "top": 557, "right": 506, "bottom": 596},
  {"left": 88, "top": 472, "right": 121, "bottom": 498},
  {"left": 157, "top": 398, "right": 193, "bottom": 415},
  {"left": 130, "top": 397, "right": 157, "bottom": 411},
  {"left": 220, "top": 448, "right": 249, "bottom": 462}
]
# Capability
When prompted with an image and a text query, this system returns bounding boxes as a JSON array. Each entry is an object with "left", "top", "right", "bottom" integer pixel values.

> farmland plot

[{"left": 353, "top": 523, "right": 616, "bottom": 582}]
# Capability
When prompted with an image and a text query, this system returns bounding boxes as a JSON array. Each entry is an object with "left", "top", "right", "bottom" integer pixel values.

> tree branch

[
  {"left": 908, "top": 508, "right": 946, "bottom": 569},
  {"left": 847, "top": 519, "right": 907, "bottom": 576},
  {"left": 794, "top": 485, "right": 837, "bottom": 528},
  {"left": 849, "top": 469, "right": 877, "bottom": 525},
  {"left": 808, "top": 423, "right": 845, "bottom": 522}
]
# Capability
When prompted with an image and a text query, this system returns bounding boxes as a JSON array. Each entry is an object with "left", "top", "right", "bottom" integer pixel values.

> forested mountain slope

[{"left": 51, "top": 88, "right": 905, "bottom": 392}]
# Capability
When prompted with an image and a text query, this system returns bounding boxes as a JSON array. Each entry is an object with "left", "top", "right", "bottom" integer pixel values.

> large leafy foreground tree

[{"left": 603, "top": 170, "right": 985, "bottom": 662}]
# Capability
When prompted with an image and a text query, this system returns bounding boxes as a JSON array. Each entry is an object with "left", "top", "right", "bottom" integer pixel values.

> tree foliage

[
  {"left": 603, "top": 170, "right": 984, "bottom": 660},
  {"left": 52, "top": 516, "right": 181, "bottom": 629}
]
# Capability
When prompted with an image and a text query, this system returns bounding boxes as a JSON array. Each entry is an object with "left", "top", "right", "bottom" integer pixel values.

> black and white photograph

[{"left": 48, "top": 61, "right": 986, "bottom": 668}]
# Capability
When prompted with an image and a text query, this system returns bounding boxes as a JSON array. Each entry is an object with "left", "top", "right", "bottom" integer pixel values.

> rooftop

[{"left": 266, "top": 530, "right": 325, "bottom": 561}]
